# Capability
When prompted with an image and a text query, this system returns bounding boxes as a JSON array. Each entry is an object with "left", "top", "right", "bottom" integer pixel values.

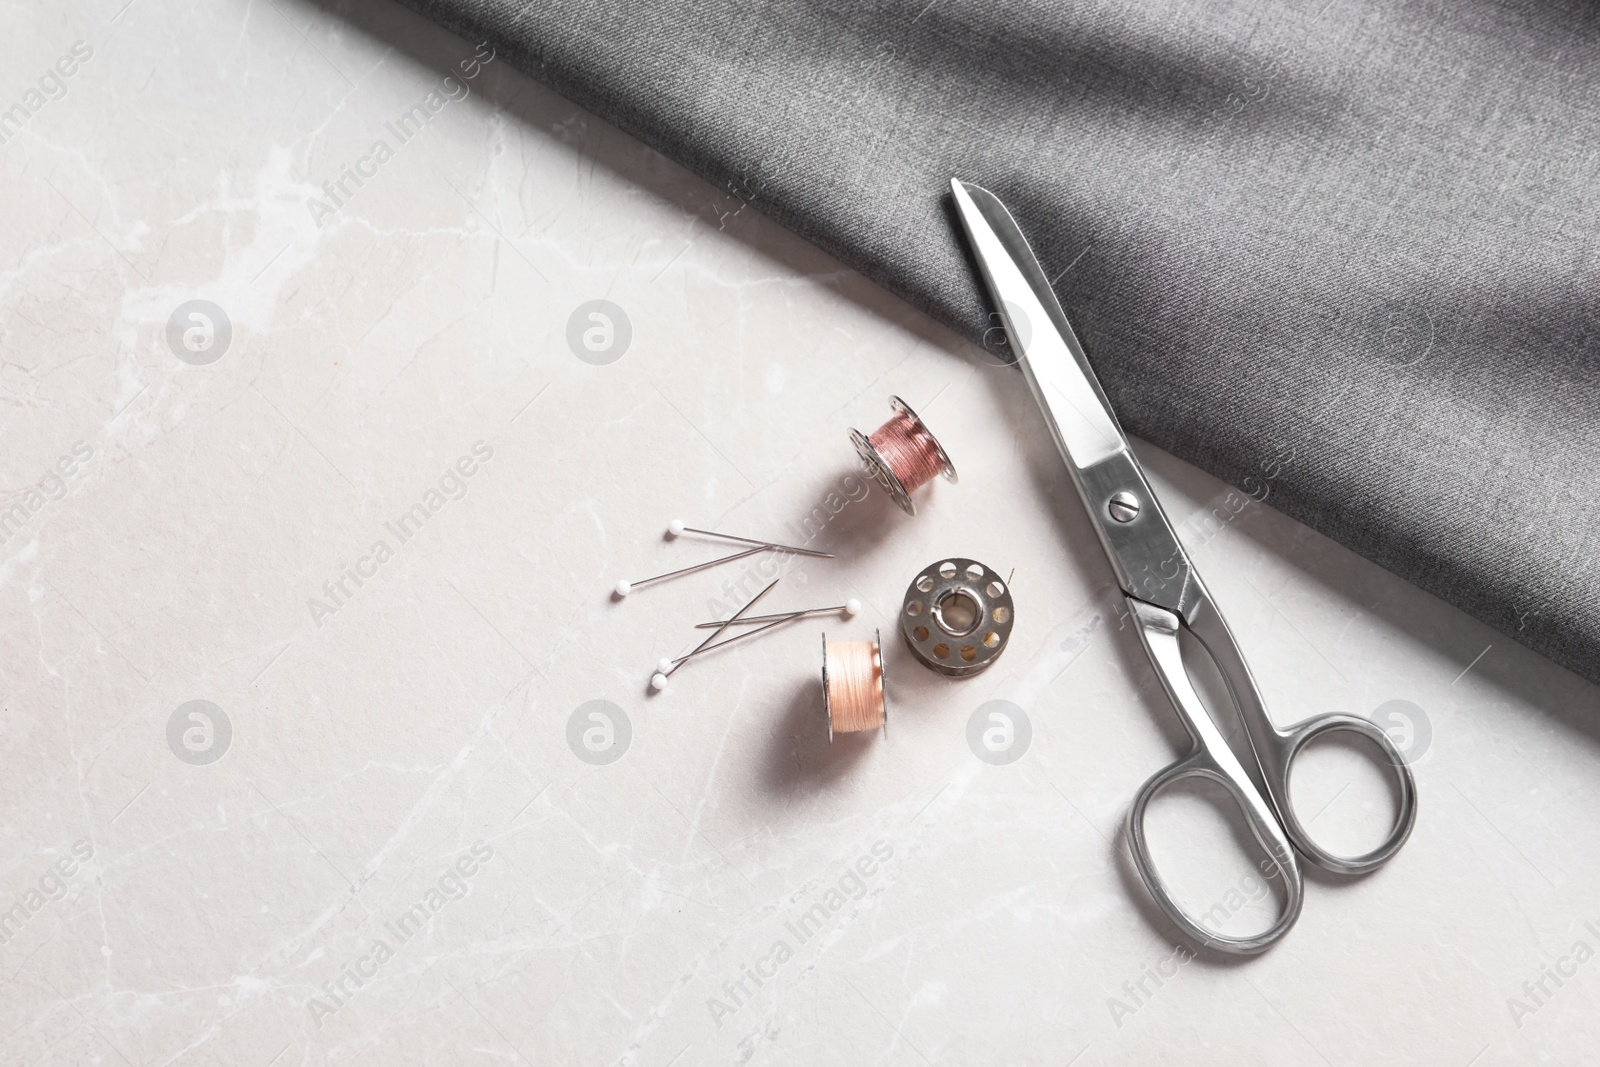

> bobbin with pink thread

[{"left": 849, "top": 396, "right": 957, "bottom": 515}]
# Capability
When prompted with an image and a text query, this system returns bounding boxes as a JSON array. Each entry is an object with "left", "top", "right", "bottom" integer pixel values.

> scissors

[{"left": 950, "top": 180, "right": 1418, "bottom": 954}]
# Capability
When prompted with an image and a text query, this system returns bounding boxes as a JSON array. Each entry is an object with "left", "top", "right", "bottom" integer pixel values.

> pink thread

[{"left": 868, "top": 410, "right": 944, "bottom": 492}]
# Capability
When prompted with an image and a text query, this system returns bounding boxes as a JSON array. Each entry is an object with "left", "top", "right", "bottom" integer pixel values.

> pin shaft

[
  {"left": 679, "top": 526, "right": 833, "bottom": 559},
  {"left": 626, "top": 544, "right": 767, "bottom": 591},
  {"left": 663, "top": 578, "right": 779, "bottom": 677},
  {"left": 671, "top": 610, "right": 806, "bottom": 664},
  {"left": 694, "top": 606, "right": 846, "bottom": 629}
]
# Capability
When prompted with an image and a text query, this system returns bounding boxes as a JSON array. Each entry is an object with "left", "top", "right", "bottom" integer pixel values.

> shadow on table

[
  {"left": 306, "top": 0, "right": 1599, "bottom": 742},
  {"left": 312, "top": 0, "right": 1600, "bottom": 957},
  {"left": 761, "top": 675, "right": 875, "bottom": 794}
]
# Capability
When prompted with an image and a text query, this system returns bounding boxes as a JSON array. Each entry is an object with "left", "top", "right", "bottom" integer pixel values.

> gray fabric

[{"left": 393, "top": 0, "right": 1600, "bottom": 681}]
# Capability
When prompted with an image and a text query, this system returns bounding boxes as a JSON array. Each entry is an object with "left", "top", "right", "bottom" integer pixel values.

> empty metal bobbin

[{"left": 900, "top": 558, "right": 1014, "bottom": 677}]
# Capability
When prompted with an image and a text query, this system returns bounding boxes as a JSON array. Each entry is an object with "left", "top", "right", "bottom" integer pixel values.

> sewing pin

[
  {"left": 660, "top": 611, "right": 812, "bottom": 673},
  {"left": 666, "top": 519, "right": 833, "bottom": 558},
  {"left": 693, "top": 599, "right": 861, "bottom": 628},
  {"left": 650, "top": 578, "right": 779, "bottom": 691},
  {"left": 615, "top": 544, "right": 768, "bottom": 598}
]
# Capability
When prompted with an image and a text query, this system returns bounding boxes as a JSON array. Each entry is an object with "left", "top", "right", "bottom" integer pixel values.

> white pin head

[
  {"left": 667, "top": 519, "right": 685, "bottom": 537},
  {"left": 657, "top": 657, "right": 675, "bottom": 675},
  {"left": 844, "top": 598, "right": 861, "bottom": 617},
  {"left": 614, "top": 579, "right": 631, "bottom": 598},
  {"left": 650, "top": 672, "right": 668, "bottom": 691}
]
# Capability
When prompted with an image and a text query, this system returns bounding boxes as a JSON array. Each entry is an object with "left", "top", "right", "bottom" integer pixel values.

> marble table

[{"left": 2, "top": 1, "right": 1597, "bottom": 1063}]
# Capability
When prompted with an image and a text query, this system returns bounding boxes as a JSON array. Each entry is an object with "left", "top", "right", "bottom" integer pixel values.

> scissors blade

[
  {"left": 950, "top": 179, "right": 1126, "bottom": 470},
  {"left": 951, "top": 179, "right": 1202, "bottom": 619}
]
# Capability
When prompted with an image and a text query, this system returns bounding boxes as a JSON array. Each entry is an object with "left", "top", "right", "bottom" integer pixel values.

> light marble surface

[{"left": 3, "top": 1, "right": 1600, "bottom": 1064}]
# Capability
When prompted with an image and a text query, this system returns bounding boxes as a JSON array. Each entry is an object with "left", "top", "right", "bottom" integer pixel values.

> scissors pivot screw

[{"left": 1107, "top": 491, "right": 1140, "bottom": 523}]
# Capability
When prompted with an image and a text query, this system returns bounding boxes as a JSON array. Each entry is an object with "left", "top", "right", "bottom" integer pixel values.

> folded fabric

[{"left": 396, "top": 0, "right": 1600, "bottom": 682}]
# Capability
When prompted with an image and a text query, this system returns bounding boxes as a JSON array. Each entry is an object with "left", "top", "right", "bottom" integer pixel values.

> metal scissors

[{"left": 950, "top": 180, "right": 1418, "bottom": 954}]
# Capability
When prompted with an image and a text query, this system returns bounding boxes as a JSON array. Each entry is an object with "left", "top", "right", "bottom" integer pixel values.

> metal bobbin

[
  {"left": 820, "top": 629, "right": 888, "bottom": 742},
  {"left": 900, "top": 558, "right": 1014, "bottom": 677},
  {"left": 850, "top": 395, "right": 958, "bottom": 516}
]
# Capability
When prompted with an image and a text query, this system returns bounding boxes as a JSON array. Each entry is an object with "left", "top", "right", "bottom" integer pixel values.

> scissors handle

[
  {"left": 1124, "top": 599, "right": 1304, "bottom": 954},
  {"left": 1186, "top": 597, "right": 1419, "bottom": 875}
]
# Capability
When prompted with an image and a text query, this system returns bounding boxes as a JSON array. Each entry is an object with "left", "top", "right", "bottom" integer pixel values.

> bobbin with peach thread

[
  {"left": 821, "top": 630, "right": 888, "bottom": 741},
  {"left": 850, "top": 396, "right": 957, "bottom": 515}
]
